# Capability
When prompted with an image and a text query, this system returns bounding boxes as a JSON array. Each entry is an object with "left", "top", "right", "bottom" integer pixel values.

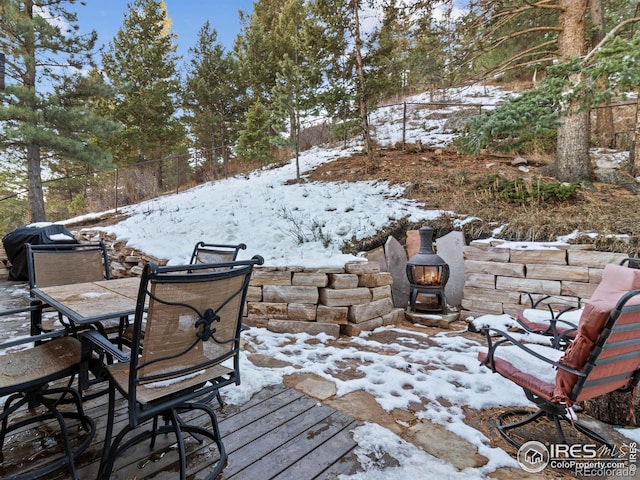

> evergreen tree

[
  {"left": 100, "top": 0, "right": 185, "bottom": 193},
  {"left": 235, "top": 99, "right": 273, "bottom": 163},
  {"left": 267, "top": 0, "right": 324, "bottom": 177},
  {"left": 0, "top": 0, "right": 115, "bottom": 223},
  {"left": 455, "top": 0, "right": 640, "bottom": 182},
  {"left": 310, "top": 0, "right": 362, "bottom": 149},
  {"left": 234, "top": 0, "right": 281, "bottom": 105},
  {"left": 183, "top": 22, "right": 241, "bottom": 179},
  {"left": 366, "top": 1, "right": 411, "bottom": 102}
]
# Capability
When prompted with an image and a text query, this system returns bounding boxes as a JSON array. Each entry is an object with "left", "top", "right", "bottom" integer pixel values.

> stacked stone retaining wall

[
  {"left": 76, "top": 230, "right": 406, "bottom": 337},
  {"left": 74, "top": 229, "right": 635, "bottom": 329},
  {"left": 245, "top": 261, "right": 406, "bottom": 337},
  {"left": 460, "top": 240, "right": 629, "bottom": 320}
]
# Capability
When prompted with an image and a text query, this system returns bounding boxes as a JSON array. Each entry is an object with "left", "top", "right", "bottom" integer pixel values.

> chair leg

[
  {"left": 98, "top": 383, "right": 118, "bottom": 480},
  {"left": 497, "top": 408, "right": 546, "bottom": 448},
  {"left": 497, "top": 407, "right": 614, "bottom": 451},
  {"left": 1, "top": 387, "right": 94, "bottom": 480},
  {"left": 168, "top": 409, "right": 188, "bottom": 480}
]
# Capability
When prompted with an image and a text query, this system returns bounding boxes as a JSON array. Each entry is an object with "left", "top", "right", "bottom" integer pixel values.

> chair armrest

[
  {"left": 81, "top": 330, "right": 130, "bottom": 363},
  {"left": 482, "top": 327, "right": 586, "bottom": 377},
  {"left": 525, "top": 292, "right": 580, "bottom": 318},
  {"left": 0, "top": 328, "right": 69, "bottom": 350}
]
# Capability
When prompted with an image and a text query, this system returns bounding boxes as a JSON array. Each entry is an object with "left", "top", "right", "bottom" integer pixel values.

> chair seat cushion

[
  {"left": 516, "top": 308, "right": 581, "bottom": 337},
  {"left": 478, "top": 344, "right": 563, "bottom": 401},
  {"left": 0, "top": 336, "right": 81, "bottom": 393}
]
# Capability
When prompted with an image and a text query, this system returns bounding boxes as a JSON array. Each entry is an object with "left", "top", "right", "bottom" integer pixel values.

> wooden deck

[{"left": 1, "top": 382, "right": 364, "bottom": 479}]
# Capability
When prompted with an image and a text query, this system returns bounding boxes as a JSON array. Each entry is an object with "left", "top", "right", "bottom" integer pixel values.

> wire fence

[{"left": 3, "top": 100, "right": 637, "bottom": 224}]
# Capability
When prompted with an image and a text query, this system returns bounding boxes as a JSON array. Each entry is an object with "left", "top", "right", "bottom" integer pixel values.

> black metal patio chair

[
  {"left": 26, "top": 241, "right": 129, "bottom": 344},
  {"left": 0, "top": 310, "right": 95, "bottom": 480},
  {"left": 82, "top": 256, "right": 263, "bottom": 480},
  {"left": 190, "top": 241, "right": 247, "bottom": 267}
]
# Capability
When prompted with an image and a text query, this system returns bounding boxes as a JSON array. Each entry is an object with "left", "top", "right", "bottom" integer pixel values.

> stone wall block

[
  {"left": 460, "top": 298, "right": 503, "bottom": 315},
  {"left": 246, "top": 302, "right": 288, "bottom": 319},
  {"left": 263, "top": 285, "right": 319, "bottom": 304},
  {"left": 348, "top": 297, "right": 394, "bottom": 323},
  {"left": 520, "top": 293, "right": 581, "bottom": 309},
  {"left": 526, "top": 264, "right": 589, "bottom": 282},
  {"left": 358, "top": 272, "right": 393, "bottom": 288},
  {"left": 509, "top": 249, "right": 567, "bottom": 265},
  {"left": 463, "top": 286, "right": 520, "bottom": 304},
  {"left": 316, "top": 305, "right": 349, "bottom": 324},
  {"left": 561, "top": 281, "right": 598, "bottom": 300},
  {"left": 464, "top": 273, "right": 496, "bottom": 289},
  {"left": 250, "top": 269, "right": 292, "bottom": 286},
  {"left": 383, "top": 308, "right": 406, "bottom": 326},
  {"left": 495, "top": 276, "right": 561, "bottom": 296},
  {"left": 465, "top": 260, "right": 525, "bottom": 278},
  {"left": 328, "top": 274, "right": 359, "bottom": 289},
  {"left": 292, "top": 272, "right": 329, "bottom": 287},
  {"left": 371, "top": 285, "right": 392, "bottom": 301},
  {"left": 345, "top": 261, "right": 381, "bottom": 274},
  {"left": 246, "top": 286, "right": 263, "bottom": 302},
  {"left": 268, "top": 319, "right": 340, "bottom": 337},
  {"left": 589, "top": 267, "right": 604, "bottom": 284},
  {"left": 463, "top": 245, "right": 510, "bottom": 262},
  {"left": 567, "top": 250, "right": 628, "bottom": 268},
  {"left": 319, "top": 287, "right": 371, "bottom": 307},
  {"left": 288, "top": 303, "right": 318, "bottom": 321},
  {"left": 341, "top": 317, "right": 384, "bottom": 336}
]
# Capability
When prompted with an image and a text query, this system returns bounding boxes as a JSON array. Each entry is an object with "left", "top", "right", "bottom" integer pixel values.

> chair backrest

[
  {"left": 554, "top": 264, "right": 640, "bottom": 403},
  {"left": 127, "top": 256, "right": 262, "bottom": 409},
  {"left": 189, "top": 242, "right": 247, "bottom": 265},
  {"left": 621, "top": 257, "right": 640, "bottom": 269},
  {"left": 575, "top": 291, "right": 640, "bottom": 401},
  {"left": 26, "top": 241, "right": 110, "bottom": 290}
]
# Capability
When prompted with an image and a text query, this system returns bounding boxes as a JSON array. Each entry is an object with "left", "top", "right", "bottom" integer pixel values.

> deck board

[{"left": 1, "top": 382, "right": 364, "bottom": 479}]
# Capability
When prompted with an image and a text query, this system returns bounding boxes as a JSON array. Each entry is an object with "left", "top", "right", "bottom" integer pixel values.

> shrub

[{"left": 479, "top": 174, "right": 582, "bottom": 204}]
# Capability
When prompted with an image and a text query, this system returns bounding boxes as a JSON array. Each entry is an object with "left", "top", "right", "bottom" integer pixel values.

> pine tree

[
  {"left": 310, "top": 0, "right": 363, "bottom": 150},
  {"left": 0, "top": 0, "right": 115, "bottom": 223},
  {"left": 183, "top": 22, "right": 241, "bottom": 179},
  {"left": 235, "top": 99, "right": 273, "bottom": 163},
  {"left": 100, "top": 0, "right": 185, "bottom": 194}
]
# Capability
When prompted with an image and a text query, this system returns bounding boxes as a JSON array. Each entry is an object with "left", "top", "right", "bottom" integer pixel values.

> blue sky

[{"left": 71, "top": 0, "right": 255, "bottom": 57}]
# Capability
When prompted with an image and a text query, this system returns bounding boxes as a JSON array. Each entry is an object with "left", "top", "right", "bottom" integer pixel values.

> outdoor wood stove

[{"left": 406, "top": 226, "right": 449, "bottom": 313}]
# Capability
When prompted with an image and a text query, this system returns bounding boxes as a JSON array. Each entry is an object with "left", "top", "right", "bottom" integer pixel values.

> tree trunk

[
  {"left": 590, "top": 0, "right": 615, "bottom": 147},
  {"left": 584, "top": 389, "right": 640, "bottom": 427},
  {"left": 554, "top": 0, "right": 592, "bottom": 182},
  {"left": 24, "top": 0, "right": 46, "bottom": 222},
  {"left": 556, "top": 111, "right": 592, "bottom": 182},
  {"left": 630, "top": 92, "right": 640, "bottom": 176},
  {"left": 27, "top": 141, "right": 46, "bottom": 222},
  {"left": 352, "top": 1, "right": 373, "bottom": 162}
]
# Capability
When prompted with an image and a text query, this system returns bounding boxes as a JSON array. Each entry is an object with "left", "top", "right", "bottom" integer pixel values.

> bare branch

[{"left": 583, "top": 17, "right": 640, "bottom": 64}]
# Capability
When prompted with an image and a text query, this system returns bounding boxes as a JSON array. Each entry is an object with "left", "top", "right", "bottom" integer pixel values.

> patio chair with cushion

[
  {"left": 82, "top": 256, "right": 263, "bottom": 480},
  {"left": 0, "top": 312, "right": 95, "bottom": 480},
  {"left": 478, "top": 263, "right": 640, "bottom": 449},
  {"left": 515, "top": 258, "right": 640, "bottom": 349},
  {"left": 515, "top": 295, "right": 582, "bottom": 349}
]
